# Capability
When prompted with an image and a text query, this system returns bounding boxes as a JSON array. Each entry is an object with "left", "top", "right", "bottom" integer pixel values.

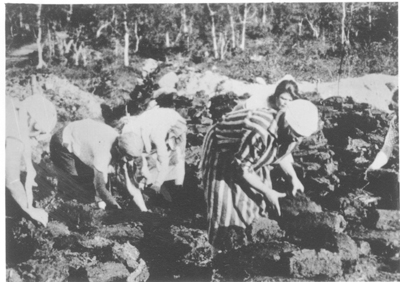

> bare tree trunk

[
  {"left": 227, "top": 5, "right": 236, "bottom": 49},
  {"left": 114, "top": 37, "right": 121, "bottom": 58},
  {"left": 219, "top": 31, "right": 227, "bottom": 60},
  {"left": 47, "top": 24, "right": 54, "bottom": 60},
  {"left": 36, "top": 4, "right": 46, "bottom": 69},
  {"left": 123, "top": 11, "right": 130, "bottom": 66},
  {"left": 347, "top": 3, "right": 353, "bottom": 47},
  {"left": 207, "top": 4, "right": 219, "bottom": 59},
  {"left": 303, "top": 17, "right": 319, "bottom": 38},
  {"left": 262, "top": 3, "right": 267, "bottom": 24},
  {"left": 165, "top": 31, "right": 170, "bottom": 48},
  {"left": 65, "top": 39, "right": 74, "bottom": 54},
  {"left": 134, "top": 20, "right": 141, "bottom": 53},
  {"left": 187, "top": 16, "right": 193, "bottom": 50},
  {"left": 73, "top": 43, "right": 87, "bottom": 66},
  {"left": 341, "top": 2, "right": 346, "bottom": 45},
  {"left": 19, "top": 6, "right": 23, "bottom": 28},
  {"left": 368, "top": 2, "right": 372, "bottom": 42},
  {"left": 239, "top": 3, "right": 248, "bottom": 50},
  {"left": 67, "top": 4, "right": 73, "bottom": 23},
  {"left": 97, "top": 22, "right": 111, "bottom": 38}
]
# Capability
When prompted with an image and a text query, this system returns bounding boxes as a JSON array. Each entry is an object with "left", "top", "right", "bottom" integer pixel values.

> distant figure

[
  {"left": 234, "top": 79, "right": 300, "bottom": 111},
  {"left": 120, "top": 108, "right": 187, "bottom": 202},
  {"left": 201, "top": 100, "right": 320, "bottom": 251},
  {"left": 366, "top": 89, "right": 398, "bottom": 172},
  {"left": 6, "top": 94, "right": 57, "bottom": 227},
  {"left": 50, "top": 119, "right": 148, "bottom": 211}
]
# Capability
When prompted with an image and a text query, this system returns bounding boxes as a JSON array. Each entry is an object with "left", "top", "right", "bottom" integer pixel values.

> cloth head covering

[
  {"left": 22, "top": 95, "right": 57, "bottom": 134},
  {"left": 153, "top": 87, "right": 177, "bottom": 99},
  {"left": 118, "top": 131, "right": 144, "bottom": 158},
  {"left": 142, "top": 58, "right": 158, "bottom": 74},
  {"left": 284, "top": 99, "right": 319, "bottom": 137}
]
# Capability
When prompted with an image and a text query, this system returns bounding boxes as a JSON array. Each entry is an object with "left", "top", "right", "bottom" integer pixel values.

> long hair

[
  {"left": 267, "top": 80, "right": 300, "bottom": 110},
  {"left": 273, "top": 80, "right": 300, "bottom": 100}
]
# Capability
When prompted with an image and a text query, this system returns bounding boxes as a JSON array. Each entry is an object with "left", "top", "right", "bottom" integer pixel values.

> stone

[
  {"left": 80, "top": 236, "right": 113, "bottom": 249},
  {"left": 286, "top": 249, "right": 343, "bottom": 278},
  {"left": 112, "top": 242, "right": 141, "bottom": 269},
  {"left": 375, "top": 209, "right": 400, "bottom": 231},
  {"left": 126, "top": 259, "right": 150, "bottom": 282},
  {"left": 308, "top": 177, "right": 335, "bottom": 192},
  {"left": 255, "top": 77, "right": 267, "bottom": 85},
  {"left": 6, "top": 268, "right": 23, "bottom": 282},
  {"left": 356, "top": 240, "right": 371, "bottom": 257},
  {"left": 22, "top": 257, "right": 69, "bottom": 282},
  {"left": 86, "top": 262, "right": 130, "bottom": 282},
  {"left": 158, "top": 71, "right": 179, "bottom": 89}
]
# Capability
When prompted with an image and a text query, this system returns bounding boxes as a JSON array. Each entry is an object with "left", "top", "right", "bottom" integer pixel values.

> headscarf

[
  {"left": 284, "top": 99, "right": 319, "bottom": 137},
  {"left": 117, "top": 131, "right": 144, "bottom": 158},
  {"left": 22, "top": 95, "right": 57, "bottom": 134}
]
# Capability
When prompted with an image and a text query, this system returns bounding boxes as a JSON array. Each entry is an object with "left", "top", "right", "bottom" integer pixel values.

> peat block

[
  {"left": 112, "top": 242, "right": 141, "bottom": 269},
  {"left": 280, "top": 194, "right": 322, "bottom": 217},
  {"left": 19, "top": 257, "right": 69, "bottom": 282},
  {"left": 349, "top": 227, "right": 400, "bottom": 257},
  {"left": 285, "top": 249, "right": 343, "bottom": 278},
  {"left": 343, "top": 256, "right": 379, "bottom": 281},
  {"left": 375, "top": 209, "right": 400, "bottom": 230},
  {"left": 6, "top": 269, "right": 23, "bottom": 282},
  {"left": 282, "top": 212, "right": 346, "bottom": 247},
  {"left": 86, "top": 261, "right": 130, "bottom": 282},
  {"left": 356, "top": 240, "right": 371, "bottom": 257},
  {"left": 323, "top": 233, "right": 359, "bottom": 262},
  {"left": 250, "top": 217, "right": 285, "bottom": 243}
]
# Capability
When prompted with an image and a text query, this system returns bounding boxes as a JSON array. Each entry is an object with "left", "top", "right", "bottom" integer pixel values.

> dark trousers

[{"left": 50, "top": 128, "right": 98, "bottom": 203}]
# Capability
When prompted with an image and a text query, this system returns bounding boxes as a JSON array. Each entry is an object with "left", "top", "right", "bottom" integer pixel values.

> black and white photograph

[{"left": 4, "top": 2, "right": 399, "bottom": 281}]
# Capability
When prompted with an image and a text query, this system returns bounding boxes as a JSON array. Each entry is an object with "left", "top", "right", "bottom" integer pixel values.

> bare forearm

[
  {"left": 241, "top": 169, "right": 274, "bottom": 196},
  {"left": 279, "top": 154, "right": 298, "bottom": 180},
  {"left": 93, "top": 169, "right": 119, "bottom": 207}
]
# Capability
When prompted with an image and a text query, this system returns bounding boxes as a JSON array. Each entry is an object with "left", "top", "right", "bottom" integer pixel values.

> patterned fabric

[
  {"left": 201, "top": 108, "right": 298, "bottom": 249},
  {"left": 381, "top": 116, "right": 399, "bottom": 157}
]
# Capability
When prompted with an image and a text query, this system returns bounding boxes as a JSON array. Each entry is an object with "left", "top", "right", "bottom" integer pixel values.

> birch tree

[
  {"left": 239, "top": 3, "right": 256, "bottom": 51},
  {"left": 207, "top": 3, "right": 219, "bottom": 59},
  {"left": 36, "top": 4, "right": 47, "bottom": 69},
  {"left": 123, "top": 8, "right": 130, "bottom": 66}
]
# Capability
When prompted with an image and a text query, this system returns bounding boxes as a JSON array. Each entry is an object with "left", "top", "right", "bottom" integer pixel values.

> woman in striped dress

[{"left": 201, "top": 99, "right": 320, "bottom": 251}]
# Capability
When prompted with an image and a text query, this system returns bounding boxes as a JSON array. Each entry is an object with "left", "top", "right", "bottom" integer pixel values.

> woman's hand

[
  {"left": 291, "top": 177, "right": 304, "bottom": 196},
  {"left": 263, "top": 189, "right": 286, "bottom": 216}
]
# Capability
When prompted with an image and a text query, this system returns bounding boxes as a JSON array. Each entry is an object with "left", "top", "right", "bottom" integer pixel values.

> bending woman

[
  {"left": 201, "top": 99, "right": 319, "bottom": 251},
  {"left": 6, "top": 94, "right": 57, "bottom": 226}
]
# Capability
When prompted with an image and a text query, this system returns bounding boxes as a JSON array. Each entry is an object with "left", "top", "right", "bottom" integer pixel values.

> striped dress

[{"left": 201, "top": 108, "right": 298, "bottom": 249}]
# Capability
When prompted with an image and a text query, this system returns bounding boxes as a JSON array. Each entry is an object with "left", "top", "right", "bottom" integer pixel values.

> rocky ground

[{"left": 5, "top": 65, "right": 400, "bottom": 282}]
